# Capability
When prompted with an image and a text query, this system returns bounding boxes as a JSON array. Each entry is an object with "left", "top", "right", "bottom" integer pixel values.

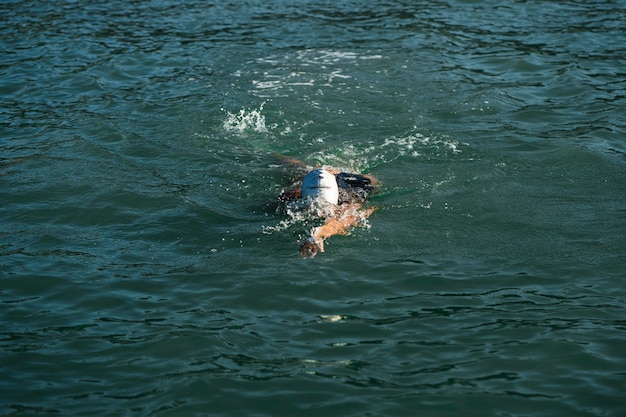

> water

[{"left": 2, "top": 0, "right": 626, "bottom": 415}]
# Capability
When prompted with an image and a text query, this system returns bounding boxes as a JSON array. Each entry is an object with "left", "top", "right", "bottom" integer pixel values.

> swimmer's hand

[{"left": 299, "top": 236, "right": 324, "bottom": 258}]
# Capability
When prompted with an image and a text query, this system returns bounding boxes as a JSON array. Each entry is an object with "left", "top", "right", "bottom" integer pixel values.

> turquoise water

[{"left": 2, "top": 0, "right": 626, "bottom": 415}]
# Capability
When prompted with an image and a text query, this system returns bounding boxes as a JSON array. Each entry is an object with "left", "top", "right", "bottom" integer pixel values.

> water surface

[{"left": 2, "top": 0, "right": 626, "bottom": 416}]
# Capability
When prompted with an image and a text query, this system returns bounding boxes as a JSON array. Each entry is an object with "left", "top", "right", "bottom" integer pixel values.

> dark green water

[{"left": 2, "top": 0, "right": 626, "bottom": 416}]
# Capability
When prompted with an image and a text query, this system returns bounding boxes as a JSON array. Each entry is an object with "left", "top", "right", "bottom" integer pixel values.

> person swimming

[{"left": 278, "top": 161, "right": 377, "bottom": 258}]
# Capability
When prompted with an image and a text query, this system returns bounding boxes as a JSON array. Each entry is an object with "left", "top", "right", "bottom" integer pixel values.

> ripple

[{"left": 2, "top": 0, "right": 626, "bottom": 416}]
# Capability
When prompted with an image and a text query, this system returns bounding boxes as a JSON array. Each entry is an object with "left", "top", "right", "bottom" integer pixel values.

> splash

[
  {"left": 377, "top": 133, "right": 464, "bottom": 158},
  {"left": 305, "top": 132, "right": 466, "bottom": 173},
  {"left": 222, "top": 103, "right": 268, "bottom": 133},
  {"left": 263, "top": 198, "right": 337, "bottom": 235},
  {"left": 263, "top": 196, "right": 372, "bottom": 243}
]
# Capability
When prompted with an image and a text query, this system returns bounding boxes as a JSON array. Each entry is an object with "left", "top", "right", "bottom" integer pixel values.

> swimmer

[{"left": 276, "top": 156, "right": 378, "bottom": 258}]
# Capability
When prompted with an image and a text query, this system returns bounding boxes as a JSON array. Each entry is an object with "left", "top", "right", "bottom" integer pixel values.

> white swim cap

[{"left": 301, "top": 169, "right": 339, "bottom": 205}]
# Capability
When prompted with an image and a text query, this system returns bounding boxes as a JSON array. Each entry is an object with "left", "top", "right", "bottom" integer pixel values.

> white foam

[
  {"left": 381, "top": 133, "right": 463, "bottom": 153},
  {"left": 250, "top": 49, "right": 382, "bottom": 94},
  {"left": 222, "top": 103, "right": 268, "bottom": 133},
  {"left": 263, "top": 195, "right": 373, "bottom": 241}
]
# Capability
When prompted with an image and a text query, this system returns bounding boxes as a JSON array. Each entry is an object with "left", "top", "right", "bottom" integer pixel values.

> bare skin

[
  {"left": 299, "top": 205, "right": 377, "bottom": 258},
  {"left": 273, "top": 154, "right": 378, "bottom": 258}
]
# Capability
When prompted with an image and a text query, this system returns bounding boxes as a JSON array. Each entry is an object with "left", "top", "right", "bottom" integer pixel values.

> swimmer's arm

[
  {"left": 272, "top": 153, "right": 308, "bottom": 168},
  {"left": 303, "top": 205, "right": 377, "bottom": 256},
  {"left": 313, "top": 207, "right": 375, "bottom": 240}
]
